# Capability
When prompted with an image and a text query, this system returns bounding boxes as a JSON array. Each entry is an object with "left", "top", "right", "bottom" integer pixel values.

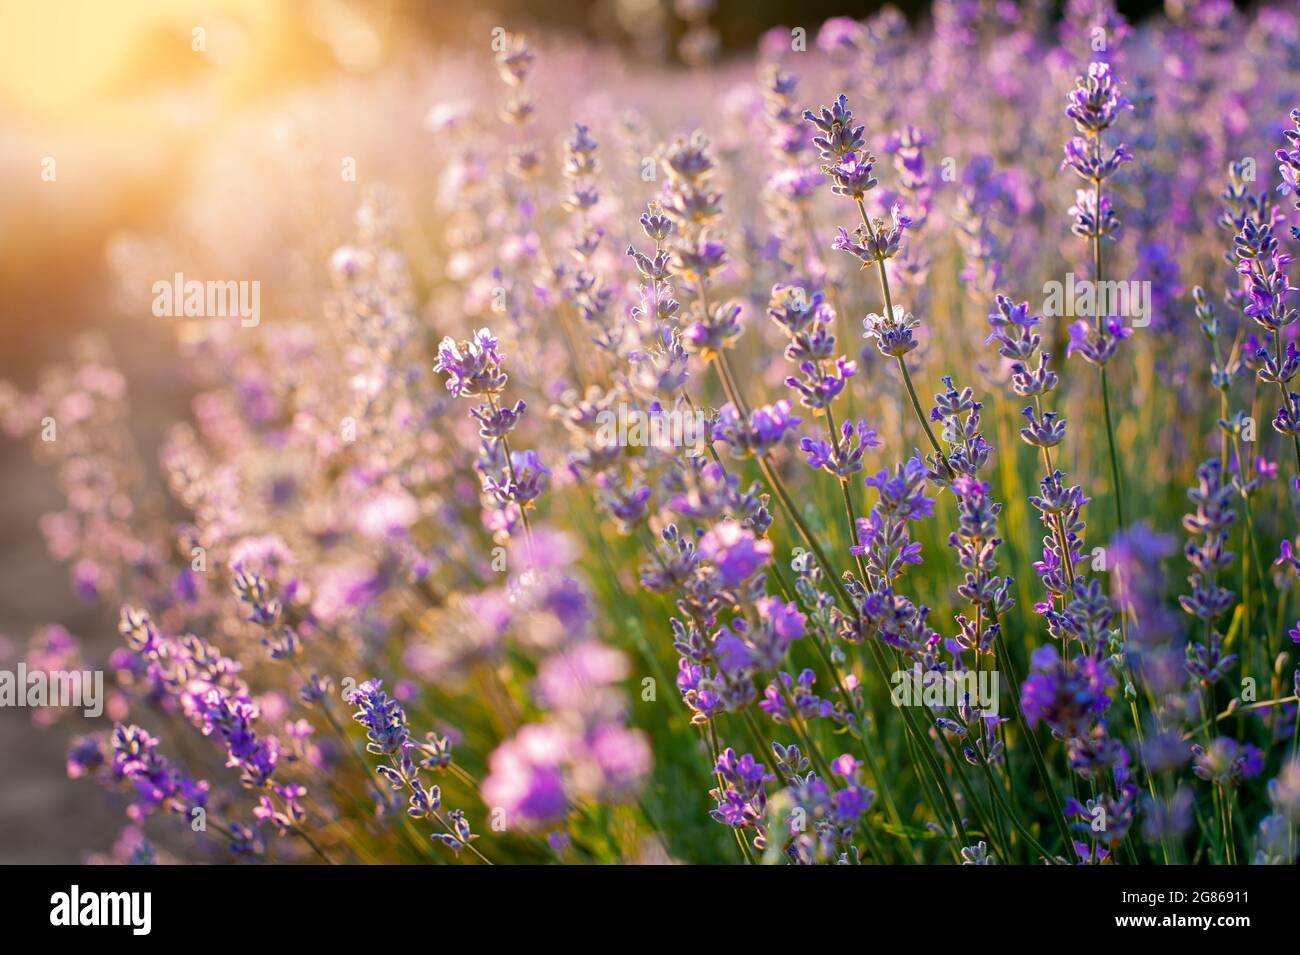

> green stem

[
  {"left": 1090, "top": 130, "right": 1125, "bottom": 533},
  {"left": 994, "top": 625, "right": 1074, "bottom": 849},
  {"left": 851, "top": 196, "right": 950, "bottom": 475}
]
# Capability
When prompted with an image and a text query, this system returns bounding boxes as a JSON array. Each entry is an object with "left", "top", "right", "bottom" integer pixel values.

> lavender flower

[
  {"left": 712, "top": 401, "right": 801, "bottom": 458},
  {"left": 698, "top": 521, "right": 774, "bottom": 587},
  {"left": 1065, "top": 61, "right": 1131, "bottom": 133},
  {"left": 1191, "top": 739, "right": 1264, "bottom": 786},
  {"left": 710, "top": 748, "right": 773, "bottom": 843},
  {"left": 435, "top": 329, "right": 508, "bottom": 398},
  {"left": 862, "top": 305, "right": 920, "bottom": 357}
]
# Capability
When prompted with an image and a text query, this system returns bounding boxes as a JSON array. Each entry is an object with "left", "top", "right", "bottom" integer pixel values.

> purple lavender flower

[
  {"left": 834, "top": 205, "right": 912, "bottom": 264},
  {"left": 713, "top": 596, "right": 805, "bottom": 675},
  {"left": 1067, "top": 188, "right": 1122, "bottom": 241},
  {"left": 349, "top": 679, "right": 411, "bottom": 759},
  {"left": 1020, "top": 645, "right": 1115, "bottom": 737},
  {"left": 434, "top": 329, "right": 507, "bottom": 398},
  {"left": 712, "top": 400, "right": 801, "bottom": 458},
  {"left": 187, "top": 684, "right": 281, "bottom": 788},
  {"left": 803, "top": 95, "right": 867, "bottom": 166},
  {"left": 784, "top": 356, "right": 857, "bottom": 411},
  {"left": 862, "top": 304, "right": 920, "bottom": 357},
  {"left": 1191, "top": 739, "right": 1264, "bottom": 786},
  {"left": 483, "top": 449, "right": 551, "bottom": 505},
  {"left": 1062, "top": 136, "right": 1133, "bottom": 182},
  {"left": 1179, "top": 459, "right": 1237, "bottom": 626},
  {"left": 698, "top": 521, "right": 774, "bottom": 586},
  {"left": 864, "top": 454, "right": 935, "bottom": 522},
  {"left": 710, "top": 748, "right": 774, "bottom": 843},
  {"left": 848, "top": 455, "right": 935, "bottom": 599},
  {"left": 481, "top": 724, "right": 570, "bottom": 827},
  {"left": 677, "top": 659, "right": 723, "bottom": 725},
  {"left": 109, "top": 724, "right": 209, "bottom": 822},
  {"left": 767, "top": 284, "right": 832, "bottom": 337},
  {"left": 800, "top": 419, "right": 880, "bottom": 478},
  {"left": 760, "top": 669, "right": 845, "bottom": 724},
  {"left": 672, "top": 236, "right": 729, "bottom": 282},
  {"left": 1066, "top": 316, "right": 1131, "bottom": 366},
  {"left": 1065, "top": 61, "right": 1131, "bottom": 133},
  {"left": 682, "top": 298, "right": 743, "bottom": 358}
]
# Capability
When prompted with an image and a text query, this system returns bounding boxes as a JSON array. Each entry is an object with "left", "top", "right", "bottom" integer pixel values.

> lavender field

[{"left": 3, "top": 0, "right": 1300, "bottom": 869}]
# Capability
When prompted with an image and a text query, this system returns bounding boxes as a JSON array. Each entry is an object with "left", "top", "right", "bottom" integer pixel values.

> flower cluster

[{"left": 6, "top": 5, "right": 1300, "bottom": 869}]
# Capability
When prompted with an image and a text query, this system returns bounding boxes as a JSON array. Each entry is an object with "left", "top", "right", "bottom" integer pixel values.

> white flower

[{"left": 863, "top": 304, "right": 913, "bottom": 338}]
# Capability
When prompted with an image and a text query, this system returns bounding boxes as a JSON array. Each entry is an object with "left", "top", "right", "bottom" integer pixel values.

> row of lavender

[{"left": 4, "top": 0, "right": 1300, "bottom": 863}]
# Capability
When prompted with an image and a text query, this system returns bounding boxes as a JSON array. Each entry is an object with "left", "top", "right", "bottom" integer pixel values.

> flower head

[
  {"left": 863, "top": 304, "right": 920, "bottom": 357},
  {"left": 1065, "top": 61, "right": 1131, "bottom": 134},
  {"left": 699, "top": 521, "right": 774, "bottom": 587},
  {"left": 435, "top": 329, "right": 507, "bottom": 398}
]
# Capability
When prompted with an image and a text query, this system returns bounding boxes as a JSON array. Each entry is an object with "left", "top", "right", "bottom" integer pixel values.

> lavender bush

[{"left": 5, "top": 0, "right": 1300, "bottom": 865}]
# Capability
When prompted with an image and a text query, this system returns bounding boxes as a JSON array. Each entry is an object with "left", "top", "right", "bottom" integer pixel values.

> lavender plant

[{"left": 4, "top": 3, "right": 1300, "bottom": 867}]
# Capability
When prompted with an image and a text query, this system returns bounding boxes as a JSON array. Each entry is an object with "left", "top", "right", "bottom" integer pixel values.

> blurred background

[
  {"left": 0, "top": 0, "right": 1200, "bottom": 862},
  {"left": 0, "top": 0, "right": 1196, "bottom": 379}
]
